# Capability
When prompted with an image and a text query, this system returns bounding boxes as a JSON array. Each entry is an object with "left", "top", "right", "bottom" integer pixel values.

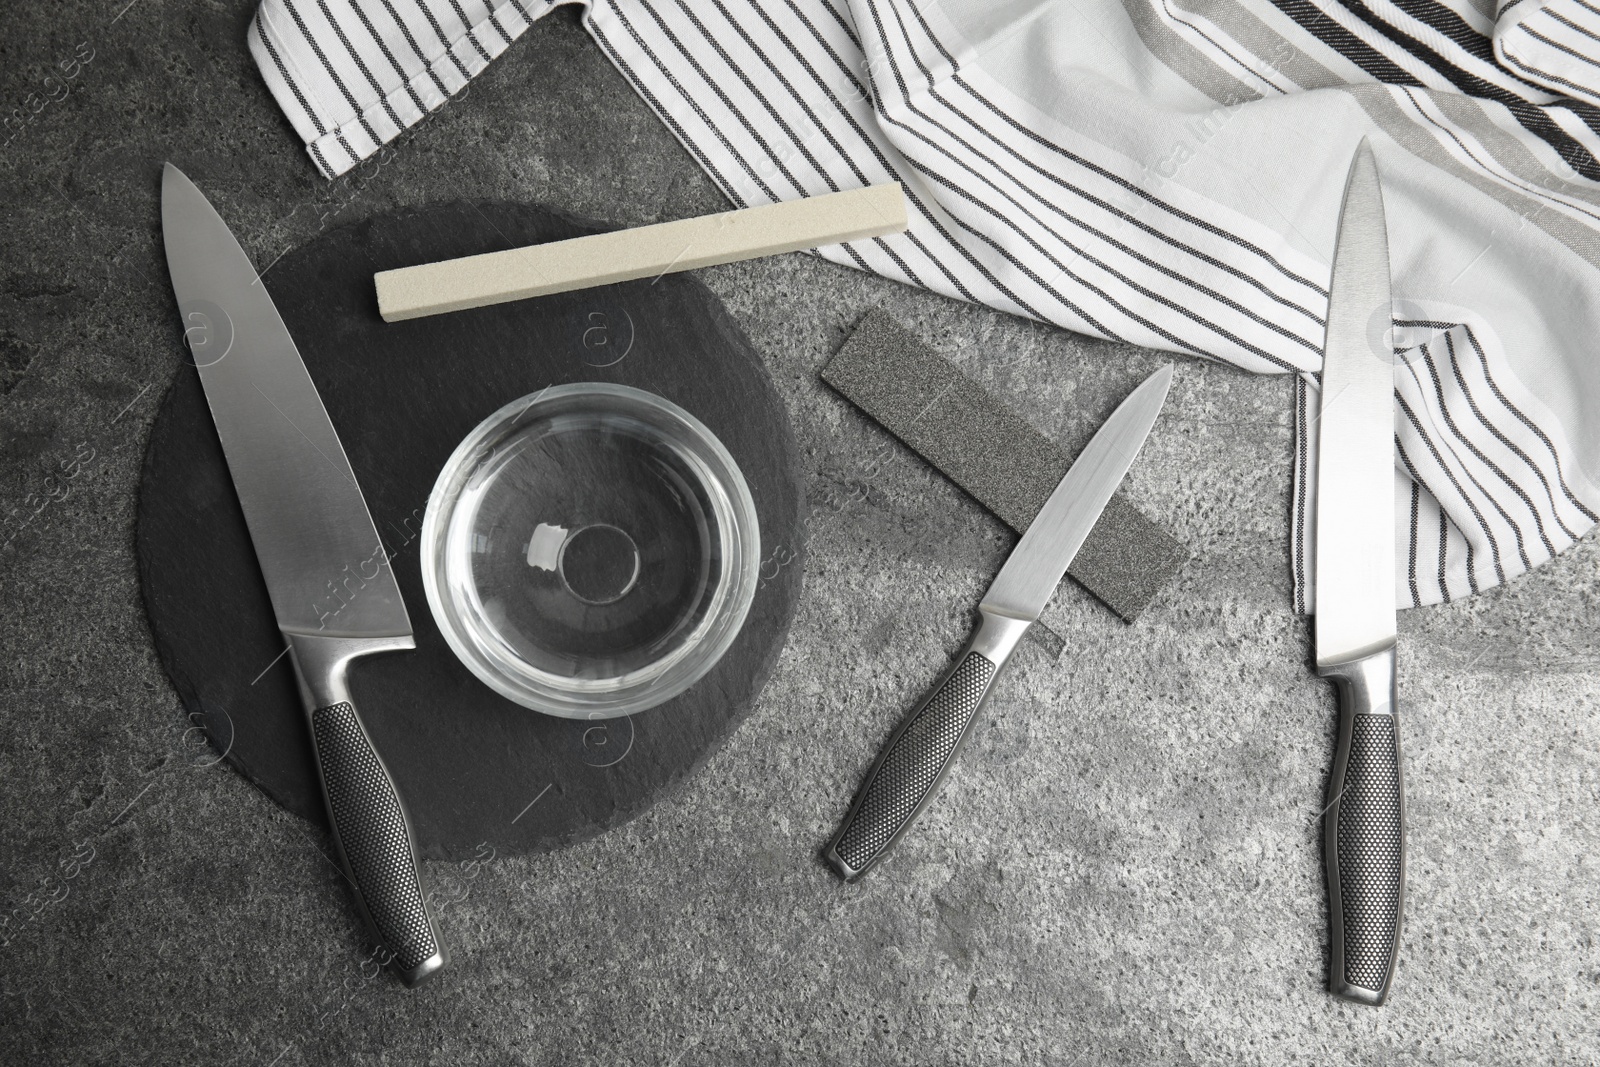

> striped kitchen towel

[{"left": 248, "top": 0, "right": 1600, "bottom": 610}]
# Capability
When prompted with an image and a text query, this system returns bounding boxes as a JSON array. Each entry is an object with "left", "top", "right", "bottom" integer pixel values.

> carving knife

[
  {"left": 825, "top": 364, "right": 1175, "bottom": 881},
  {"left": 160, "top": 164, "right": 446, "bottom": 986},
  {"left": 1314, "top": 141, "right": 1404, "bottom": 1005}
]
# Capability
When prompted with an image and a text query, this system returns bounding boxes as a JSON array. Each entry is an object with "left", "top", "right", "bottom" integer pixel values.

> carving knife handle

[
  {"left": 1320, "top": 645, "right": 1406, "bottom": 1005},
  {"left": 824, "top": 608, "right": 1030, "bottom": 882},
  {"left": 289, "top": 633, "right": 447, "bottom": 987}
]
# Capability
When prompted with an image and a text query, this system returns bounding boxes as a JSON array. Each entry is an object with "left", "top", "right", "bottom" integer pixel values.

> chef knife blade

[
  {"left": 825, "top": 364, "right": 1175, "bottom": 881},
  {"left": 1314, "top": 140, "right": 1404, "bottom": 1006},
  {"left": 160, "top": 163, "right": 446, "bottom": 986}
]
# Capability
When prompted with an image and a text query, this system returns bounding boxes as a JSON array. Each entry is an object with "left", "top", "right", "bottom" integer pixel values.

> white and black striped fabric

[{"left": 248, "top": 0, "right": 1600, "bottom": 610}]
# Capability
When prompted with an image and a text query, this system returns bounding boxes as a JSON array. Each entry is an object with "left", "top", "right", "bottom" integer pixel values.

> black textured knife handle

[
  {"left": 825, "top": 609, "right": 1029, "bottom": 882},
  {"left": 311, "top": 702, "right": 444, "bottom": 986},
  {"left": 1320, "top": 645, "right": 1405, "bottom": 1005},
  {"left": 289, "top": 633, "right": 445, "bottom": 987}
]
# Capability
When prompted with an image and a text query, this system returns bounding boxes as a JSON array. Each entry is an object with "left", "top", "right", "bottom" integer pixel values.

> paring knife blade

[
  {"left": 824, "top": 364, "right": 1175, "bottom": 881},
  {"left": 160, "top": 163, "right": 445, "bottom": 986},
  {"left": 1313, "top": 140, "right": 1405, "bottom": 1006}
]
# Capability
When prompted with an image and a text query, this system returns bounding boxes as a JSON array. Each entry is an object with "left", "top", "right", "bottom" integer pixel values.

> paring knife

[
  {"left": 1315, "top": 140, "right": 1404, "bottom": 1005},
  {"left": 161, "top": 164, "right": 446, "bottom": 986},
  {"left": 825, "top": 364, "right": 1175, "bottom": 881}
]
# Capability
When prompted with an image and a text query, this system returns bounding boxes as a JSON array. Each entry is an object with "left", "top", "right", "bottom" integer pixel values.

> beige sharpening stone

[{"left": 374, "top": 183, "right": 908, "bottom": 322}]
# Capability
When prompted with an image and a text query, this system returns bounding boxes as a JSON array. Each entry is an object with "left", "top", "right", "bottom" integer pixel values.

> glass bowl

[{"left": 422, "top": 383, "right": 760, "bottom": 718}]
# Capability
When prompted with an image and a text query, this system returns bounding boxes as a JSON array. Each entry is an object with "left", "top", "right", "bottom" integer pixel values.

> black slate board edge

[
  {"left": 135, "top": 200, "right": 807, "bottom": 861},
  {"left": 135, "top": 376, "right": 809, "bottom": 858}
]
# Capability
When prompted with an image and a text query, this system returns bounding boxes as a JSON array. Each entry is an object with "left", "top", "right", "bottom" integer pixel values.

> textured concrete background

[{"left": 3, "top": 4, "right": 1599, "bottom": 1065}]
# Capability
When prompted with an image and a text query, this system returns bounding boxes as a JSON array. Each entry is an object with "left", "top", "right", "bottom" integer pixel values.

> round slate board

[{"left": 136, "top": 201, "right": 805, "bottom": 862}]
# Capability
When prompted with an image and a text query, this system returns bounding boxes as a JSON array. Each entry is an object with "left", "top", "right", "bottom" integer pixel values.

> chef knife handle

[
  {"left": 1320, "top": 644, "right": 1405, "bottom": 1005},
  {"left": 825, "top": 608, "right": 1030, "bottom": 882},
  {"left": 289, "top": 633, "right": 447, "bottom": 987}
]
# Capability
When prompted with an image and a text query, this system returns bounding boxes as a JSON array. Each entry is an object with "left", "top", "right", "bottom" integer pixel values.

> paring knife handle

[
  {"left": 825, "top": 608, "right": 1030, "bottom": 882},
  {"left": 1320, "top": 644, "right": 1405, "bottom": 1005},
  {"left": 289, "top": 633, "right": 447, "bottom": 988}
]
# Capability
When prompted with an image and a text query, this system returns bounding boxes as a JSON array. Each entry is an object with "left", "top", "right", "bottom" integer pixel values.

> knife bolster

[
  {"left": 970, "top": 606, "right": 1031, "bottom": 665},
  {"left": 1316, "top": 643, "right": 1397, "bottom": 716},
  {"left": 286, "top": 631, "right": 417, "bottom": 710}
]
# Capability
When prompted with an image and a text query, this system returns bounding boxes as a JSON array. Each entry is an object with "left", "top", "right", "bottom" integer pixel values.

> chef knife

[
  {"left": 825, "top": 364, "right": 1175, "bottom": 881},
  {"left": 1315, "top": 141, "right": 1404, "bottom": 1005},
  {"left": 160, "top": 163, "right": 446, "bottom": 986}
]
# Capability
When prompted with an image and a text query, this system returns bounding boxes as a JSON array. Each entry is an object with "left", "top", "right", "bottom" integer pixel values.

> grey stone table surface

[{"left": 2, "top": 4, "right": 1598, "bottom": 1065}]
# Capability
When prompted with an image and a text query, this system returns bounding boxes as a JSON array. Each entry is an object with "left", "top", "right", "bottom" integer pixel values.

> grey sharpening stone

[{"left": 821, "top": 309, "right": 1187, "bottom": 623}]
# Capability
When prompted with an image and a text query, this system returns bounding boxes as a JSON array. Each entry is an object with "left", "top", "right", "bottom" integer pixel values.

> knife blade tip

[
  {"left": 161, "top": 162, "right": 185, "bottom": 211},
  {"left": 1141, "top": 362, "right": 1176, "bottom": 405}
]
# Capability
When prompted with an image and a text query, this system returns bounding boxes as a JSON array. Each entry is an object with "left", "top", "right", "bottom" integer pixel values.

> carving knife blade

[
  {"left": 824, "top": 364, "right": 1175, "bottom": 881},
  {"left": 160, "top": 163, "right": 445, "bottom": 986}
]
